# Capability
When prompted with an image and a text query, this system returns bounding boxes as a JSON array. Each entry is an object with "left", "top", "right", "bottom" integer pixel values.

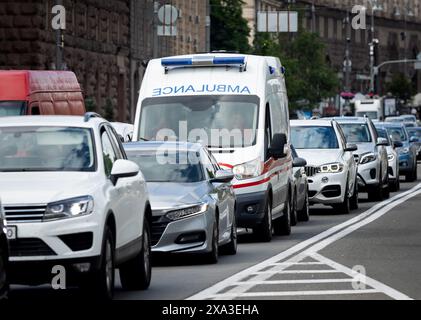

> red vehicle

[{"left": 0, "top": 70, "right": 86, "bottom": 117}]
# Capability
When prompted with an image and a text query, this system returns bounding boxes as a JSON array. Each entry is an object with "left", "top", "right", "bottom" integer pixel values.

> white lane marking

[
  {"left": 253, "top": 270, "right": 339, "bottom": 274},
  {"left": 206, "top": 289, "right": 380, "bottom": 299},
  {"left": 270, "top": 262, "right": 324, "bottom": 266},
  {"left": 234, "top": 279, "right": 354, "bottom": 285},
  {"left": 187, "top": 183, "right": 421, "bottom": 300},
  {"left": 312, "top": 253, "right": 413, "bottom": 300}
]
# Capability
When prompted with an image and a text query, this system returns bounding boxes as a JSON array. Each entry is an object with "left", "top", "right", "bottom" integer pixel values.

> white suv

[{"left": 0, "top": 113, "right": 152, "bottom": 299}]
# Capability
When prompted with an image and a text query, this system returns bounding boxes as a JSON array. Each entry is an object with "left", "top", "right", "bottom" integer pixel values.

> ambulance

[{"left": 133, "top": 54, "right": 293, "bottom": 242}]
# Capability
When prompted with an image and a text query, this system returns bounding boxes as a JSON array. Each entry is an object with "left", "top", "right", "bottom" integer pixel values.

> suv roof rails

[{"left": 84, "top": 112, "right": 102, "bottom": 122}]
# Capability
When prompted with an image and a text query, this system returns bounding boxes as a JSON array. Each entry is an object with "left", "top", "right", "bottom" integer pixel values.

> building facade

[
  {"left": 0, "top": 0, "right": 209, "bottom": 122},
  {"left": 243, "top": 0, "right": 421, "bottom": 95}
]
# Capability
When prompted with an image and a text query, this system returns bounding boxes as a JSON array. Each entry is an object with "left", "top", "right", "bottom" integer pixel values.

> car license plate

[{"left": 6, "top": 226, "right": 17, "bottom": 240}]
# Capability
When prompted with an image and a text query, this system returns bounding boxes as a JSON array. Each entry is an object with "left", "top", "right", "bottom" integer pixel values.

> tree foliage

[
  {"left": 210, "top": 0, "right": 251, "bottom": 53},
  {"left": 386, "top": 73, "right": 414, "bottom": 101},
  {"left": 254, "top": 31, "right": 339, "bottom": 110}
]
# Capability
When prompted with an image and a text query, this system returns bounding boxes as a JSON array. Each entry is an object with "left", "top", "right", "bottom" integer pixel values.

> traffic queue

[{"left": 0, "top": 54, "right": 420, "bottom": 300}]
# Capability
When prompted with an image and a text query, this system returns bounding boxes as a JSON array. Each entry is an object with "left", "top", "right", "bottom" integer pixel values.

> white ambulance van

[{"left": 133, "top": 54, "right": 293, "bottom": 242}]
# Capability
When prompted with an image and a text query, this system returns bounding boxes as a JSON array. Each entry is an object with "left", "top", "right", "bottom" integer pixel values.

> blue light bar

[
  {"left": 161, "top": 58, "right": 193, "bottom": 66},
  {"left": 161, "top": 56, "right": 246, "bottom": 68}
]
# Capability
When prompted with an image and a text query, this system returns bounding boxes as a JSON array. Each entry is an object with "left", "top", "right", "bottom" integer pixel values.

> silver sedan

[{"left": 124, "top": 141, "right": 237, "bottom": 264}]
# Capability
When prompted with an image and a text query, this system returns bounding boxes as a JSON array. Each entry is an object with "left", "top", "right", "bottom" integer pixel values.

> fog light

[
  {"left": 73, "top": 263, "right": 91, "bottom": 273},
  {"left": 321, "top": 177, "right": 329, "bottom": 183}
]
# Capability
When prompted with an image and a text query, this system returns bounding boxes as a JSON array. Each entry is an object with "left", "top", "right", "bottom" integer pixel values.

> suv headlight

[
  {"left": 44, "top": 196, "right": 94, "bottom": 221},
  {"left": 398, "top": 147, "right": 409, "bottom": 154},
  {"left": 233, "top": 158, "right": 263, "bottom": 180},
  {"left": 166, "top": 203, "right": 208, "bottom": 221},
  {"left": 319, "top": 163, "right": 344, "bottom": 173},
  {"left": 360, "top": 153, "right": 377, "bottom": 164}
]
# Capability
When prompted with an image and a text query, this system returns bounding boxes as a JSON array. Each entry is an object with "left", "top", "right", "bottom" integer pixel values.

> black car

[{"left": 0, "top": 199, "right": 9, "bottom": 299}]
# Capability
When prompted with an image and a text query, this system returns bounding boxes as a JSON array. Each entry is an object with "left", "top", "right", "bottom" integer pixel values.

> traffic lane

[
  {"left": 320, "top": 164, "right": 421, "bottom": 299},
  {"left": 115, "top": 193, "right": 390, "bottom": 300},
  {"left": 9, "top": 174, "right": 416, "bottom": 300}
]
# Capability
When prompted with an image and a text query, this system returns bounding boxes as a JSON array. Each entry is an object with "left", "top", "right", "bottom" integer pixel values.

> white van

[
  {"left": 133, "top": 54, "right": 293, "bottom": 242},
  {"left": 355, "top": 99, "right": 383, "bottom": 120}
]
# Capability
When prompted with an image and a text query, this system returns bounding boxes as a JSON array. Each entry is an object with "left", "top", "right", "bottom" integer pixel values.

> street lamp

[
  {"left": 367, "top": 0, "right": 383, "bottom": 94},
  {"left": 394, "top": 1, "right": 414, "bottom": 75}
]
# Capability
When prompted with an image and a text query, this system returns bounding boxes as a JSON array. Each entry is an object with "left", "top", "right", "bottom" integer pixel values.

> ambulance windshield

[{"left": 139, "top": 95, "right": 259, "bottom": 148}]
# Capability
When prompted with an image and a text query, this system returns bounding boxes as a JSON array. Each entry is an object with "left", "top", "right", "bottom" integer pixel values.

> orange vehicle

[{"left": 0, "top": 70, "right": 86, "bottom": 117}]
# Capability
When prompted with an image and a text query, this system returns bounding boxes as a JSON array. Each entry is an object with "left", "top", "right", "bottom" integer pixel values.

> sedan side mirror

[
  {"left": 292, "top": 157, "right": 307, "bottom": 168},
  {"left": 211, "top": 170, "right": 234, "bottom": 183},
  {"left": 110, "top": 159, "right": 140, "bottom": 185},
  {"left": 344, "top": 143, "right": 358, "bottom": 152},
  {"left": 393, "top": 141, "right": 403, "bottom": 148},
  {"left": 268, "top": 133, "right": 287, "bottom": 160},
  {"left": 410, "top": 136, "right": 419, "bottom": 143},
  {"left": 376, "top": 138, "right": 388, "bottom": 146}
]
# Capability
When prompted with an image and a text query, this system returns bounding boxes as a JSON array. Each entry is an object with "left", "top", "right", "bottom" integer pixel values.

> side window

[
  {"left": 265, "top": 103, "right": 272, "bottom": 159},
  {"left": 101, "top": 129, "right": 118, "bottom": 176},
  {"left": 270, "top": 95, "right": 282, "bottom": 135},
  {"left": 277, "top": 93, "right": 289, "bottom": 136},
  {"left": 202, "top": 150, "right": 216, "bottom": 179},
  {"left": 105, "top": 125, "right": 124, "bottom": 159}
]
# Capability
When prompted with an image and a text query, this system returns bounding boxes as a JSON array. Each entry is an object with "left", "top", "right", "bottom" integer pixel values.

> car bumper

[
  {"left": 234, "top": 191, "right": 267, "bottom": 228},
  {"left": 357, "top": 160, "right": 379, "bottom": 190},
  {"left": 7, "top": 216, "right": 102, "bottom": 263},
  {"left": 398, "top": 153, "right": 415, "bottom": 173},
  {"left": 388, "top": 159, "right": 398, "bottom": 180},
  {"left": 308, "top": 171, "right": 347, "bottom": 205},
  {"left": 151, "top": 209, "right": 215, "bottom": 254}
]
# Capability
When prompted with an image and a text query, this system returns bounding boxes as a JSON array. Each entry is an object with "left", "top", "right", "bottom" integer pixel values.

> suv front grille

[
  {"left": 9, "top": 238, "right": 56, "bottom": 257},
  {"left": 305, "top": 166, "right": 319, "bottom": 177},
  {"left": 4, "top": 205, "right": 46, "bottom": 223}
]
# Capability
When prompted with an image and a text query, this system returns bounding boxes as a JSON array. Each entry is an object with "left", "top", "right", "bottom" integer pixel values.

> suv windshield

[
  {"left": 0, "top": 126, "right": 95, "bottom": 172},
  {"left": 126, "top": 150, "right": 204, "bottom": 183},
  {"left": 0, "top": 101, "right": 26, "bottom": 117},
  {"left": 339, "top": 123, "right": 372, "bottom": 143},
  {"left": 139, "top": 95, "right": 259, "bottom": 148},
  {"left": 291, "top": 126, "right": 339, "bottom": 149},
  {"left": 386, "top": 127, "right": 407, "bottom": 142},
  {"left": 407, "top": 128, "right": 421, "bottom": 138}
]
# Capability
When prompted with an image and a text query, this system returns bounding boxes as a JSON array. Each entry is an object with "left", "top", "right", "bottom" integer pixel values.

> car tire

[
  {"left": 220, "top": 217, "right": 237, "bottom": 255},
  {"left": 297, "top": 189, "right": 310, "bottom": 222},
  {"left": 290, "top": 190, "right": 298, "bottom": 226},
  {"left": 0, "top": 245, "right": 8, "bottom": 300},
  {"left": 204, "top": 221, "right": 219, "bottom": 264},
  {"left": 253, "top": 197, "right": 272, "bottom": 242},
  {"left": 119, "top": 222, "right": 152, "bottom": 291},
  {"left": 82, "top": 227, "right": 115, "bottom": 300},
  {"left": 273, "top": 194, "right": 291, "bottom": 236},
  {"left": 350, "top": 180, "right": 359, "bottom": 210},
  {"left": 335, "top": 184, "right": 350, "bottom": 214}
]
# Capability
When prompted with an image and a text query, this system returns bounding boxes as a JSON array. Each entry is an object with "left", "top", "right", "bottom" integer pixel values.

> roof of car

[
  {"left": 123, "top": 141, "right": 203, "bottom": 152},
  {"left": 329, "top": 116, "right": 368, "bottom": 124},
  {"left": 0, "top": 115, "right": 106, "bottom": 128},
  {"left": 374, "top": 122, "right": 405, "bottom": 128},
  {"left": 290, "top": 119, "right": 334, "bottom": 127}
]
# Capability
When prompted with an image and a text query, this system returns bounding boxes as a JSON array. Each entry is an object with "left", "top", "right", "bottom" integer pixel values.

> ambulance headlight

[{"left": 233, "top": 158, "right": 263, "bottom": 180}]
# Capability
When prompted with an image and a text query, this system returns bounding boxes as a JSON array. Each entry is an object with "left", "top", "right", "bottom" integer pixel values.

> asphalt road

[{"left": 9, "top": 163, "right": 421, "bottom": 300}]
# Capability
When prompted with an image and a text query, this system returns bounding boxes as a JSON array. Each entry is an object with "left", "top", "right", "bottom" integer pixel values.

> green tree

[
  {"left": 103, "top": 98, "right": 115, "bottom": 122},
  {"left": 386, "top": 73, "right": 414, "bottom": 102},
  {"left": 210, "top": 0, "right": 251, "bottom": 53},
  {"left": 254, "top": 31, "right": 339, "bottom": 110}
]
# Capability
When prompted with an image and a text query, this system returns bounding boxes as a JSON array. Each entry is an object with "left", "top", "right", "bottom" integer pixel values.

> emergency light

[{"left": 161, "top": 56, "right": 246, "bottom": 72}]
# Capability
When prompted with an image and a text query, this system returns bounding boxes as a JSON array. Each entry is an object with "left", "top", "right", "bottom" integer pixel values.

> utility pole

[
  {"left": 153, "top": 1, "right": 159, "bottom": 58},
  {"left": 206, "top": 0, "right": 211, "bottom": 52},
  {"left": 55, "top": 0, "right": 64, "bottom": 70},
  {"left": 311, "top": 0, "right": 316, "bottom": 33}
]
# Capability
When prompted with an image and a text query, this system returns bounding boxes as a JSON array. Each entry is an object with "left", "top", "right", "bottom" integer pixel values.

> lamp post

[
  {"left": 368, "top": 0, "right": 382, "bottom": 95},
  {"left": 394, "top": 1, "right": 414, "bottom": 76}
]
